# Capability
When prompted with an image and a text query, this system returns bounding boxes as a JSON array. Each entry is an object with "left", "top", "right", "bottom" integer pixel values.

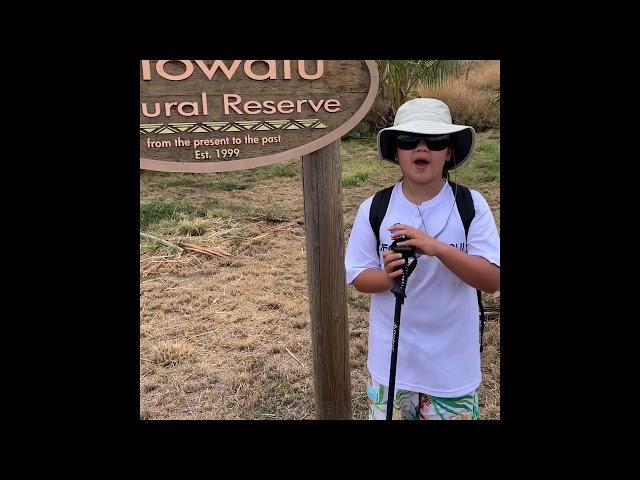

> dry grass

[
  {"left": 417, "top": 60, "right": 500, "bottom": 131},
  {"left": 149, "top": 340, "right": 197, "bottom": 367},
  {"left": 140, "top": 133, "right": 500, "bottom": 420}
]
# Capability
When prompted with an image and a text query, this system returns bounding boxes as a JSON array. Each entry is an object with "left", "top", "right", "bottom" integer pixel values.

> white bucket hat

[{"left": 377, "top": 98, "right": 476, "bottom": 170}]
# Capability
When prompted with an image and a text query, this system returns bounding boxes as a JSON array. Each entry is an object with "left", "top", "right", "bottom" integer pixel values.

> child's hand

[
  {"left": 388, "top": 224, "right": 442, "bottom": 257},
  {"left": 382, "top": 250, "right": 405, "bottom": 287}
]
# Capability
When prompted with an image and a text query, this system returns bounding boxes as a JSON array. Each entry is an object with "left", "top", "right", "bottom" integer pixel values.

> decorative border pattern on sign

[{"left": 140, "top": 119, "right": 329, "bottom": 135}]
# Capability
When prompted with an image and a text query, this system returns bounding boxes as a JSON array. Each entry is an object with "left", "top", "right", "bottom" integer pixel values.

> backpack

[{"left": 368, "top": 180, "right": 487, "bottom": 352}]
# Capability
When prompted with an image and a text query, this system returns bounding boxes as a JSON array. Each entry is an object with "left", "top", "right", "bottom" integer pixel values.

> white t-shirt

[{"left": 344, "top": 181, "right": 500, "bottom": 397}]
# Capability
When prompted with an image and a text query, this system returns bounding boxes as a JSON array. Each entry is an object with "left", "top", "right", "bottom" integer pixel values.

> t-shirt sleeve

[
  {"left": 344, "top": 197, "right": 382, "bottom": 285},
  {"left": 466, "top": 190, "right": 500, "bottom": 267}
]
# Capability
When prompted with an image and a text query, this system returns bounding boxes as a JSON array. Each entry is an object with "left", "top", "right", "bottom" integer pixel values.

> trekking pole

[{"left": 386, "top": 234, "right": 416, "bottom": 420}]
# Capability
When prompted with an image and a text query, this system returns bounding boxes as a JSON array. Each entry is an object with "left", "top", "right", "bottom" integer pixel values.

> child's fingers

[
  {"left": 389, "top": 258, "right": 405, "bottom": 268},
  {"left": 387, "top": 268, "right": 403, "bottom": 278},
  {"left": 396, "top": 238, "right": 417, "bottom": 247},
  {"left": 382, "top": 253, "right": 403, "bottom": 266},
  {"left": 390, "top": 230, "right": 414, "bottom": 239},
  {"left": 385, "top": 258, "right": 405, "bottom": 272},
  {"left": 382, "top": 251, "right": 402, "bottom": 261}
]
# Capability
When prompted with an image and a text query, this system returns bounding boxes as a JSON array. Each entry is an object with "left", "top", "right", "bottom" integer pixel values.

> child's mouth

[{"left": 414, "top": 159, "right": 430, "bottom": 167}]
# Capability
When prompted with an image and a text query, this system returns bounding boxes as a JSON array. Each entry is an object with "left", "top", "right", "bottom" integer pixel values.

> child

[{"left": 344, "top": 98, "right": 500, "bottom": 420}]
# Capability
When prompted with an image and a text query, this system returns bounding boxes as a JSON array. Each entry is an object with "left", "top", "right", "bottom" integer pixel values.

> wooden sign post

[
  {"left": 302, "top": 141, "right": 351, "bottom": 419},
  {"left": 140, "top": 60, "right": 379, "bottom": 419}
]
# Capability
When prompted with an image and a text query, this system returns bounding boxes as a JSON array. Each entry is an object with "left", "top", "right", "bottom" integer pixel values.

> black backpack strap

[
  {"left": 448, "top": 181, "right": 486, "bottom": 353},
  {"left": 449, "top": 180, "right": 474, "bottom": 237},
  {"left": 369, "top": 185, "right": 394, "bottom": 254}
]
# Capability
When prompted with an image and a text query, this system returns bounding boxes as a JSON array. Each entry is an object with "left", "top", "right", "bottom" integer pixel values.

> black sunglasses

[{"left": 396, "top": 133, "right": 450, "bottom": 151}]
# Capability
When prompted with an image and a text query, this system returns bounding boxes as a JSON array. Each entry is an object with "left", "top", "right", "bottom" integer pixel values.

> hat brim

[{"left": 377, "top": 121, "right": 476, "bottom": 170}]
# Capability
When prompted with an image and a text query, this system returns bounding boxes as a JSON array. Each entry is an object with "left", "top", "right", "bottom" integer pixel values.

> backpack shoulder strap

[
  {"left": 448, "top": 180, "right": 474, "bottom": 238},
  {"left": 448, "top": 180, "right": 487, "bottom": 352},
  {"left": 369, "top": 185, "right": 394, "bottom": 254}
]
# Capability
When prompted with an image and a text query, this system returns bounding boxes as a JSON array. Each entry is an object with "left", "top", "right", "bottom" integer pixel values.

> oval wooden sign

[{"left": 140, "top": 60, "right": 379, "bottom": 173}]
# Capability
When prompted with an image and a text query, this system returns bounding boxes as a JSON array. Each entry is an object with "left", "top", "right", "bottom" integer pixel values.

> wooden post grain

[{"left": 302, "top": 140, "right": 351, "bottom": 420}]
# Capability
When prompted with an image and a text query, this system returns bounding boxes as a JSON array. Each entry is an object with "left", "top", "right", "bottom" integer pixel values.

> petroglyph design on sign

[{"left": 140, "top": 119, "right": 328, "bottom": 135}]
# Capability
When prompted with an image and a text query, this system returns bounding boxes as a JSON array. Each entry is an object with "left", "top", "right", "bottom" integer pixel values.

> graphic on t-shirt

[{"left": 449, "top": 242, "right": 468, "bottom": 253}]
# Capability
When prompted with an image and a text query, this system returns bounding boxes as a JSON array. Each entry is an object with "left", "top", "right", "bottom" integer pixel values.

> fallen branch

[
  {"left": 187, "top": 330, "right": 217, "bottom": 340},
  {"left": 140, "top": 232, "right": 183, "bottom": 253},
  {"left": 284, "top": 347, "right": 307, "bottom": 369},
  {"left": 179, "top": 242, "right": 232, "bottom": 259},
  {"left": 350, "top": 328, "right": 368, "bottom": 334}
]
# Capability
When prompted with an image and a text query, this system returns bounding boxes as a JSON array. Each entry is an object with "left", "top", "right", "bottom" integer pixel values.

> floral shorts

[{"left": 367, "top": 378, "right": 479, "bottom": 420}]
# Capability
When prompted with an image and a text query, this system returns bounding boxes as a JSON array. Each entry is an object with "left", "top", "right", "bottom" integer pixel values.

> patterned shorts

[{"left": 367, "top": 378, "right": 479, "bottom": 420}]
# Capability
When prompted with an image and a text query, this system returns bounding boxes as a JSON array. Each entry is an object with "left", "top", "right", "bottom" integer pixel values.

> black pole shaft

[{"left": 386, "top": 294, "right": 403, "bottom": 420}]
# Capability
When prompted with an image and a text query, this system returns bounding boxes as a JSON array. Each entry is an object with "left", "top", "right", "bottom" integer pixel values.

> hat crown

[{"left": 394, "top": 98, "right": 452, "bottom": 127}]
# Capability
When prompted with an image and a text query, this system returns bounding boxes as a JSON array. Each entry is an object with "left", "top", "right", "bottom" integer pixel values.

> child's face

[{"left": 396, "top": 137, "right": 449, "bottom": 184}]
